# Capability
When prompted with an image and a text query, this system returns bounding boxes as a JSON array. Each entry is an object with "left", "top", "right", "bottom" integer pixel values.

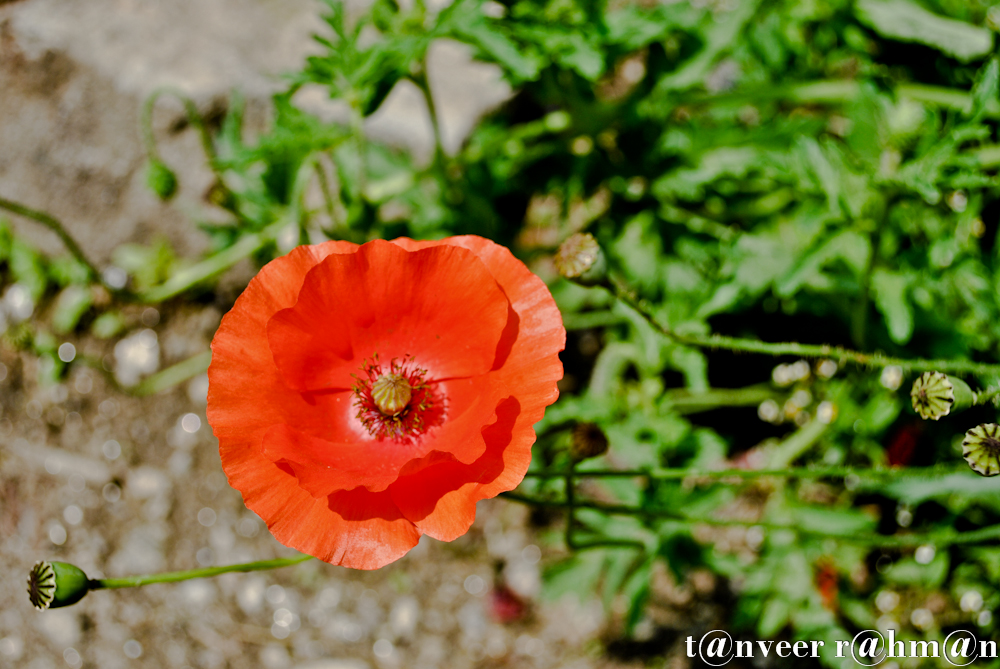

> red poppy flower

[{"left": 207, "top": 237, "right": 565, "bottom": 569}]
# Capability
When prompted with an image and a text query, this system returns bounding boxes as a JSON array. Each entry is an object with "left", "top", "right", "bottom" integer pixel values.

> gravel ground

[{"left": 0, "top": 1, "right": 674, "bottom": 667}]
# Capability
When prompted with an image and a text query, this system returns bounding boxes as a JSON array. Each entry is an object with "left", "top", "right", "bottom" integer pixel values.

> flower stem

[
  {"left": 0, "top": 196, "right": 104, "bottom": 287},
  {"left": 141, "top": 88, "right": 218, "bottom": 171},
  {"left": 90, "top": 554, "right": 313, "bottom": 590},
  {"left": 500, "top": 493, "right": 1000, "bottom": 548},
  {"left": 605, "top": 275, "right": 1000, "bottom": 377},
  {"left": 138, "top": 221, "right": 283, "bottom": 303},
  {"left": 523, "top": 464, "right": 966, "bottom": 481}
]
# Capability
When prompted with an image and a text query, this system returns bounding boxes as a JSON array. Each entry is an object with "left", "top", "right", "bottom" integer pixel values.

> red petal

[
  {"left": 261, "top": 374, "right": 509, "bottom": 494},
  {"left": 211, "top": 242, "right": 423, "bottom": 569},
  {"left": 390, "top": 396, "right": 530, "bottom": 541},
  {"left": 267, "top": 240, "right": 511, "bottom": 392}
]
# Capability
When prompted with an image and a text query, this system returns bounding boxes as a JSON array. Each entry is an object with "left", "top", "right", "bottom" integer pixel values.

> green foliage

[{"left": 7, "top": 0, "right": 1000, "bottom": 661}]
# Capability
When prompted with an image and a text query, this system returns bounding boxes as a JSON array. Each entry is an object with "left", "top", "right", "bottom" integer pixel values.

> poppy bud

[
  {"left": 571, "top": 422, "right": 609, "bottom": 461},
  {"left": 961, "top": 423, "right": 1000, "bottom": 477},
  {"left": 554, "top": 233, "right": 607, "bottom": 286},
  {"left": 27, "top": 561, "right": 92, "bottom": 610},
  {"left": 911, "top": 372, "right": 973, "bottom": 420},
  {"left": 145, "top": 159, "right": 178, "bottom": 201}
]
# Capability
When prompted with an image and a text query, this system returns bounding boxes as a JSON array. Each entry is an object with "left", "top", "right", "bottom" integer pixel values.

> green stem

[
  {"left": 973, "top": 385, "right": 1000, "bottom": 407},
  {"left": 138, "top": 221, "right": 283, "bottom": 303},
  {"left": 523, "top": 464, "right": 966, "bottom": 481},
  {"left": 693, "top": 80, "right": 998, "bottom": 117},
  {"left": 500, "top": 493, "right": 1000, "bottom": 548},
  {"left": 664, "top": 384, "right": 778, "bottom": 413},
  {"left": 605, "top": 275, "right": 1000, "bottom": 377},
  {"left": 560, "top": 466, "right": 645, "bottom": 551},
  {"left": 141, "top": 88, "right": 236, "bottom": 205},
  {"left": 142, "top": 88, "right": 218, "bottom": 168},
  {"left": 410, "top": 64, "right": 446, "bottom": 171},
  {"left": 314, "top": 157, "right": 343, "bottom": 233},
  {"left": 0, "top": 196, "right": 104, "bottom": 287},
  {"left": 92, "top": 554, "right": 312, "bottom": 590}
]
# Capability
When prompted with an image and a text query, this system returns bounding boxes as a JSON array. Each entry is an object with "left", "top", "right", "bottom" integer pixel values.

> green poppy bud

[
  {"left": 962, "top": 423, "right": 1000, "bottom": 477},
  {"left": 554, "top": 233, "right": 607, "bottom": 286},
  {"left": 27, "top": 561, "right": 92, "bottom": 610},
  {"left": 911, "top": 372, "right": 974, "bottom": 420},
  {"left": 145, "top": 159, "right": 178, "bottom": 201}
]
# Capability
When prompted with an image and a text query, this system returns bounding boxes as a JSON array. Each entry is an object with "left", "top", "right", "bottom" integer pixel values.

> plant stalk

[{"left": 91, "top": 554, "right": 313, "bottom": 590}]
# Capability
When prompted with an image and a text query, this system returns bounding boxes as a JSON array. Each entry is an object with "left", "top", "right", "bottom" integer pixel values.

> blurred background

[{"left": 3, "top": 0, "right": 1000, "bottom": 667}]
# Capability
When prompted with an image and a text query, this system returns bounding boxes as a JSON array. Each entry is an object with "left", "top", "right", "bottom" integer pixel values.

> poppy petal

[
  {"left": 261, "top": 375, "right": 510, "bottom": 494},
  {"left": 267, "top": 240, "right": 511, "bottom": 392},
  {"left": 390, "top": 396, "right": 525, "bottom": 541}
]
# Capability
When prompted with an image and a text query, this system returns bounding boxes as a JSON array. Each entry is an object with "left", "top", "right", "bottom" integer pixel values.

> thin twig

[
  {"left": 0, "top": 196, "right": 103, "bottom": 285},
  {"left": 500, "top": 493, "right": 1000, "bottom": 548},
  {"left": 605, "top": 275, "right": 1000, "bottom": 377}
]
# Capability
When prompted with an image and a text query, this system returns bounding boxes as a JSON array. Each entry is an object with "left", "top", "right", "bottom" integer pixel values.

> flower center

[
  {"left": 353, "top": 355, "right": 441, "bottom": 441},
  {"left": 371, "top": 373, "right": 412, "bottom": 416}
]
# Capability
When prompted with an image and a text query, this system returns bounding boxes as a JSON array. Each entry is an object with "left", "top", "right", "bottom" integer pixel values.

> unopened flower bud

[
  {"left": 911, "top": 372, "right": 973, "bottom": 420},
  {"left": 962, "top": 423, "right": 1000, "bottom": 477},
  {"left": 554, "top": 233, "right": 607, "bottom": 286},
  {"left": 145, "top": 159, "right": 178, "bottom": 201},
  {"left": 27, "top": 561, "right": 92, "bottom": 611},
  {"left": 571, "top": 422, "right": 609, "bottom": 461}
]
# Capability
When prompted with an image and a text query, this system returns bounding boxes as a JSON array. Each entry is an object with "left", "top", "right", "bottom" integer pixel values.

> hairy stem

[
  {"left": 500, "top": 493, "right": 1000, "bottom": 548},
  {"left": 91, "top": 554, "right": 313, "bottom": 590},
  {"left": 523, "top": 464, "right": 967, "bottom": 481},
  {"left": 605, "top": 275, "right": 1000, "bottom": 377}
]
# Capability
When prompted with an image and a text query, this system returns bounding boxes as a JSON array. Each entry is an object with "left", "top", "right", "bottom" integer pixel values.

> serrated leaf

[{"left": 971, "top": 59, "right": 1000, "bottom": 120}]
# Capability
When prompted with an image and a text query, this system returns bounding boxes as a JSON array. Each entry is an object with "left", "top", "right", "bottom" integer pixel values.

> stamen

[{"left": 353, "top": 355, "right": 441, "bottom": 441}]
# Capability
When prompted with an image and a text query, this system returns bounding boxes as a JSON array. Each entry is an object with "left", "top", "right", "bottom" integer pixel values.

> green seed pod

[
  {"left": 570, "top": 422, "right": 609, "bottom": 461},
  {"left": 27, "top": 561, "right": 92, "bottom": 610},
  {"left": 554, "top": 233, "right": 607, "bottom": 286},
  {"left": 145, "top": 159, "right": 178, "bottom": 201},
  {"left": 962, "top": 423, "right": 1000, "bottom": 477},
  {"left": 910, "top": 372, "right": 974, "bottom": 420}
]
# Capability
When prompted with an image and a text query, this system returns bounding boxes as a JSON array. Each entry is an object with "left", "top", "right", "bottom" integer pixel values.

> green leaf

[
  {"left": 789, "top": 505, "right": 878, "bottom": 537},
  {"left": 884, "top": 552, "right": 949, "bottom": 588},
  {"left": 856, "top": 0, "right": 993, "bottom": 63},
  {"left": 758, "top": 596, "right": 791, "bottom": 637},
  {"left": 0, "top": 218, "right": 12, "bottom": 262},
  {"left": 621, "top": 556, "right": 653, "bottom": 633},
  {"left": 9, "top": 239, "right": 48, "bottom": 300},
  {"left": 865, "top": 472, "right": 1000, "bottom": 504},
  {"left": 971, "top": 58, "right": 1000, "bottom": 120},
  {"left": 51, "top": 286, "right": 93, "bottom": 335},
  {"left": 48, "top": 256, "right": 91, "bottom": 287},
  {"left": 443, "top": 0, "right": 541, "bottom": 82},
  {"left": 542, "top": 552, "right": 605, "bottom": 601},
  {"left": 91, "top": 311, "right": 125, "bottom": 339},
  {"left": 871, "top": 268, "right": 914, "bottom": 344}
]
